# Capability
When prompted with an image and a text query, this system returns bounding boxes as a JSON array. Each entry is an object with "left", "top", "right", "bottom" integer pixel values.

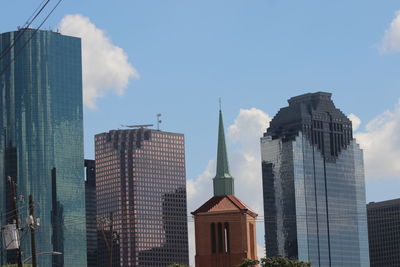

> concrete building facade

[{"left": 95, "top": 128, "right": 189, "bottom": 266}]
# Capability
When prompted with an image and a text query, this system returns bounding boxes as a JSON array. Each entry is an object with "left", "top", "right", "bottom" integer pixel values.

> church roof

[
  {"left": 213, "top": 109, "right": 235, "bottom": 196},
  {"left": 215, "top": 110, "right": 232, "bottom": 180},
  {"left": 191, "top": 194, "right": 257, "bottom": 218}
]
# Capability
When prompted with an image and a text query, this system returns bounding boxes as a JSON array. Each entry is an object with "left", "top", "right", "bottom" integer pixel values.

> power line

[
  {"left": 0, "top": 0, "right": 50, "bottom": 62},
  {"left": 0, "top": 0, "right": 64, "bottom": 77}
]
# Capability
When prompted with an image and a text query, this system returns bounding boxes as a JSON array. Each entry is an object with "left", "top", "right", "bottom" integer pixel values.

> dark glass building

[
  {"left": 85, "top": 159, "right": 98, "bottom": 267},
  {"left": 261, "top": 92, "right": 369, "bottom": 267},
  {"left": 95, "top": 128, "right": 189, "bottom": 266},
  {"left": 367, "top": 199, "right": 400, "bottom": 267},
  {"left": 0, "top": 29, "right": 87, "bottom": 266}
]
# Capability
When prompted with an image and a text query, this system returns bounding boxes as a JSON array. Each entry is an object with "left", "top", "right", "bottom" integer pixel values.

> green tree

[
  {"left": 260, "top": 255, "right": 311, "bottom": 267},
  {"left": 238, "top": 258, "right": 260, "bottom": 267},
  {"left": 239, "top": 256, "right": 311, "bottom": 267},
  {"left": 167, "top": 264, "right": 189, "bottom": 267}
]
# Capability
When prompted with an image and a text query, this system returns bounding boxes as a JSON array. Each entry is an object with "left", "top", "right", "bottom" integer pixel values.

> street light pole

[
  {"left": 29, "top": 195, "right": 37, "bottom": 267},
  {"left": 8, "top": 177, "right": 23, "bottom": 267}
]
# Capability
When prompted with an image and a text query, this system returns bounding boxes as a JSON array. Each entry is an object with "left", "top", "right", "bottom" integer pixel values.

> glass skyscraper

[
  {"left": 261, "top": 92, "right": 369, "bottom": 267},
  {"left": 85, "top": 159, "right": 97, "bottom": 267},
  {"left": 0, "top": 29, "right": 87, "bottom": 267},
  {"left": 95, "top": 128, "right": 189, "bottom": 266}
]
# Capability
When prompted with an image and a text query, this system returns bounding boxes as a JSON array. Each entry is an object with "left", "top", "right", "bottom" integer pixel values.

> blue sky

[{"left": 3, "top": 0, "right": 400, "bottom": 261}]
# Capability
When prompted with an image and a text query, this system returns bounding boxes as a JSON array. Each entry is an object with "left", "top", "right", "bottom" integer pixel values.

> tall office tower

[
  {"left": 261, "top": 92, "right": 370, "bottom": 267},
  {"left": 192, "top": 110, "right": 258, "bottom": 267},
  {"left": 0, "top": 29, "right": 87, "bottom": 266},
  {"left": 95, "top": 128, "right": 189, "bottom": 266},
  {"left": 85, "top": 159, "right": 98, "bottom": 267},
  {"left": 367, "top": 199, "right": 400, "bottom": 267}
]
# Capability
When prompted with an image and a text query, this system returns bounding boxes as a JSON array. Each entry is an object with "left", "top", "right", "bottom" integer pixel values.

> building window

[
  {"left": 224, "top": 222, "right": 230, "bottom": 253},
  {"left": 218, "top": 222, "right": 223, "bottom": 253},
  {"left": 211, "top": 223, "right": 216, "bottom": 253}
]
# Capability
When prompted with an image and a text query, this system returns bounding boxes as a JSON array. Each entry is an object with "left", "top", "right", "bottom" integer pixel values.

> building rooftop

[
  {"left": 367, "top": 198, "right": 400, "bottom": 209},
  {"left": 191, "top": 194, "right": 257, "bottom": 217}
]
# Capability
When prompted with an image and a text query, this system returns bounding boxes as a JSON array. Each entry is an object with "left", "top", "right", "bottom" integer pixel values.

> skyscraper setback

[
  {"left": 95, "top": 128, "right": 189, "bottom": 266},
  {"left": 0, "top": 29, "right": 87, "bottom": 267},
  {"left": 261, "top": 92, "right": 369, "bottom": 266}
]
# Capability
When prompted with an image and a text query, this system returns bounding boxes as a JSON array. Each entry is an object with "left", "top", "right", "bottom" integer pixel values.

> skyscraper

[
  {"left": 0, "top": 29, "right": 87, "bottom": 266},
  {"left": 95, "top": 128, "right": 189, "bottom": 266},
  {"left": 367, "top": 199, "right": 400, "bottom": 267},
  {"left": 261, "top": 92, "right": 369, "bottom": 267},
  {"left": 85, "top": 159, "right": 98, "bottom": 267},
  {"left": 192, "top": 110, "right": 258, "bottom": 267}
]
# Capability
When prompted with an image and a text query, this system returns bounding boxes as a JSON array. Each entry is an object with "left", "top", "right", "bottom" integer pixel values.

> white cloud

[
  {"left": 228, "top": 107, "right": 271, "bottom": 152},
  {"left": 257, "top": 243, "right": 265, "bottom": 259},
  {"left": 187, "top": 160, "right": 215, "bottom": 266},
  {"left": 348, "top": 113, "right": 361, "bottom": 131},
  {"left": 59, "top": 14, "right": 139, "bottom": 108},
  {"left": 227, "top": 108, "right": 271, "bottom": 214},
  {"left": 380, "top": 11, "right": 400, "bottom": 53},
  {"left": 187, "top": 108, "right": 271, "bottom": 265},
  {"left": 355, "top": 100, "right": 400, "bottom": 179}
]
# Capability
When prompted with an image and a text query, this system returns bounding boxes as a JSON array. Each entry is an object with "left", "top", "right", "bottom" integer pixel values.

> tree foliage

[
  {"left": 239, "top": 256, "right": 311, "bottom": 267},
  {"left": 238, "top": 258, "right": 260, "bottom": 267},
  {"left": 261, "top": 255, "right": 310, "bottom": 267},
  {"left": 167, "top": 264, "right": 189, "bottom": 267}
]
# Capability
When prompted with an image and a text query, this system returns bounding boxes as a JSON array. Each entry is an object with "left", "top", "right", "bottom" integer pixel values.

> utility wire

[
  {"left": 0, "top": 0, "right": 64, "bottom": 77},
  {"left": 0, "top": 0, "right": 50, "bottom": 61}
]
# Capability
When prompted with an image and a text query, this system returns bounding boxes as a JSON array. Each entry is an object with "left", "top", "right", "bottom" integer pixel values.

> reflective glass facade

[
  {"left": 0, "top": 29, "right": 87, "bottom": 266},
  {"left": 95, "top": 129, "right": 189, "bottom": 266},
  {"left": 261, "top": 92, "right": 369, "bottom": 267},
  {"left": 85, "top": 159, "right": 98, "bottom": 267}
]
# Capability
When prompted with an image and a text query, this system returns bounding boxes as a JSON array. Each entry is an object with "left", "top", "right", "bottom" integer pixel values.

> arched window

[
  {"left": 211, "top": 223, "right": 216, "bottom": 253},
  {"left": 224, "top": 222, "right": 230, "bottom": 252},
  {"left": 218, "top": 222, "right": 223, "bottom": 253}
]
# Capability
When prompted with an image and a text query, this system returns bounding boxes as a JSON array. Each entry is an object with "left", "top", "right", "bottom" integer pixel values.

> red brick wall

[{"left": 194, "top": 211, "right": 258, "bottom": 267}]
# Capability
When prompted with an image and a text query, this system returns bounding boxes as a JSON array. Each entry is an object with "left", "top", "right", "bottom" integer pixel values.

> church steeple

[{"left": 213, "top": 109, "right": 234, "bottom": 196}]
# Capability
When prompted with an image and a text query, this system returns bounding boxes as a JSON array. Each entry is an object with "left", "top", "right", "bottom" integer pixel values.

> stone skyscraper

[
  {"left": 261, "top": 92, "right": 369, "bottom": 266},
  {"left": 0, "top": 29, "right": 86, "bottom": 267},
  {"left": 95, "top": 128, "right": 189, "bottom": 266}
]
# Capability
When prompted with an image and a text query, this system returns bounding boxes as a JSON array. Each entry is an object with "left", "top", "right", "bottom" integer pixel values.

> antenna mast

[{"left": 157, "top": 114, "right": 162, "bottom": 131}]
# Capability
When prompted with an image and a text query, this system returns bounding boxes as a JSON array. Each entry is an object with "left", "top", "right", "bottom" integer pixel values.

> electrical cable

[
  {"left": 0, "top": 0, "right": 64, "bottom": 77},
  {"left": 0, "top": 0, "right": 50, "bottom": 61}
]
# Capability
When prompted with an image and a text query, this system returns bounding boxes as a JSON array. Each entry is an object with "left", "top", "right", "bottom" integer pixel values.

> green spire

[{"left": 213, "top": 109, "right": 234, "bottom": 196}]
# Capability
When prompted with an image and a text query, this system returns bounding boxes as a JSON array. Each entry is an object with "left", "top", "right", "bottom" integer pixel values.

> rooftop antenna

[
  {"left": 121, "top": 124, "right": 153, "bottom": 129},
  {"left": 219, "top": 97, "right": 222, "bottom": 110},
  {"left": 157, "top": 114, "right": 162, "bottom": 131}
]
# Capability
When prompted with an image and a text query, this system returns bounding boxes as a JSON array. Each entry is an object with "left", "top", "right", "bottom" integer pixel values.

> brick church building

[{"left": 192, "top": 109, "right": 258, "bottom": 267}]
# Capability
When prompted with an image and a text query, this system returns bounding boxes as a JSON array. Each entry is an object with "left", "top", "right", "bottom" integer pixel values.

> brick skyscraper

[{"left": 95, "top": 128, "right": 189, "bottom": 266}]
